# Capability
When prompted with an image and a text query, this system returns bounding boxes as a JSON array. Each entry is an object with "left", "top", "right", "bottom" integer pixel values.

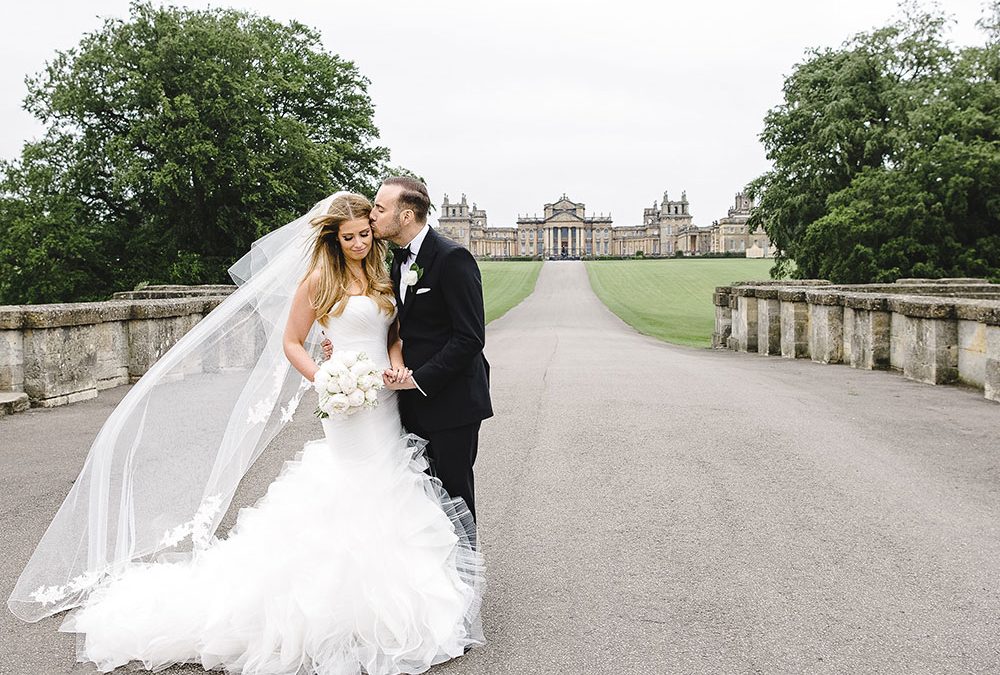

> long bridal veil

[{"left": 8, "top": 192, "right": 348, "bottom": 622}]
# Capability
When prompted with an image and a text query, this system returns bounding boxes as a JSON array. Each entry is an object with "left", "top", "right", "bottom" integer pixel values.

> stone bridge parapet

[
  {"left": 713, "top": 278, "right": 1000, "bottom": 403},
  {"left": 0, "top": 285, "right": 236, "bottom": 415}
]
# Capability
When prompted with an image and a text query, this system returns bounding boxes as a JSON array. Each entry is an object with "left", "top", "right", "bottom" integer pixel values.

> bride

[{"left": 7, "top": 192, "right": 484, "bottom": 674}]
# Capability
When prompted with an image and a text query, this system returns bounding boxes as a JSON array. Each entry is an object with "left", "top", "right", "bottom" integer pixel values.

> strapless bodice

[{"left": 316, "top": 295, "right": 395, "bottom": 369}]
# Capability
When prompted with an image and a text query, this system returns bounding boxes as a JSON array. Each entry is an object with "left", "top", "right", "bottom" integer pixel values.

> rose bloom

[
  {"left": 347, "top": 389, "right": 365, "bottom": 407},
  {"left": 337, "top": 372, "right": 358, "bottom": 394},
  {"left": 339, "top": 350, "right": 359, "bottom": 368},
  {"left": 365, "top": 388, "right": 379, "bottom": 404},
  {"left": 401, "top": 269, "right": 418, "bottom": 286},
  {"left": 328, "top": 393, "right": 351, "bottom": 414},
  {"left": 328, "top": 360, "right": 349, "bottom": 378},
  {"left": 350, "top": 360, "right": 372, "bottom": 379}
]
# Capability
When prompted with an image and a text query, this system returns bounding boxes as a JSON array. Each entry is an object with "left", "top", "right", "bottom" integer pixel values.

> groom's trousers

[{"left": 407, "top": 419, "right": 481, "bottom": 523}]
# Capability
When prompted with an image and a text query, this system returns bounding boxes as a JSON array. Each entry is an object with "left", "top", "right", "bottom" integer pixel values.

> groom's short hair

[{"left": 382, "top": 176, "right": 430, "bottom": 223}]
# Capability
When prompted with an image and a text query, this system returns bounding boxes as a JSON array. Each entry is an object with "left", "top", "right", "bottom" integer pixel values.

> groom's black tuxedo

[{"left": 391, "top": 226, "right": 493, "bottom": 520}]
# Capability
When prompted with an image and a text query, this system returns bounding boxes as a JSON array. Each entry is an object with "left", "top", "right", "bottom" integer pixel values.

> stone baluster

[
  {"left": 712, "top": 287, "right": 732, "bottom": 349},
  {"left": 986, "top": 308, "right": 1000, "bottom": 402},
  {"left": 806, "top": 290, "right": 845, "bottom": 364},
  {"left": 730, "top": 287, "right": 759, "bottom": 353},
  {"left": 755, "top": 288, "right": 782, "bottom": 356},
  {"left": 778, "top": 289, "right": 810, "bottom": 359},
  {"left": 888, "top": 297, "right": 959, "bottom": 385},
  {"left": 843, "top": 294, "right": 891, "bottom": 370}
]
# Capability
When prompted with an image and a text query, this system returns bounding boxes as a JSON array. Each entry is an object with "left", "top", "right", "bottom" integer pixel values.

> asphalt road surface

[{"left": 2, "top": 261, "right": 999, "bottom": 674}]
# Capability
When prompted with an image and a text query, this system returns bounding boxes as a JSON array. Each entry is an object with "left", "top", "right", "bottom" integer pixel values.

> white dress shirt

[
  {"left": 398, "top": 223, "right": 430, "bottom": 396},
  {"left": 399, "top": 223, "right": 430, "bottom": 304}
]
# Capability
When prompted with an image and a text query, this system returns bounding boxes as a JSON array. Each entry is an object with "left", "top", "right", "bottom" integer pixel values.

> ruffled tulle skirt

[{"left": 58, "top": 400, "right": 484, "bottom": 675}]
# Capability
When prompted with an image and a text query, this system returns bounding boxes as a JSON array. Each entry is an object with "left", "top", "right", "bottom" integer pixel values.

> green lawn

[
  {"left": 585, "top": 258, "right": 779, "bottom": 347},
  {"left": 479, "top": 261, "right": 543, "bottom": 324}
]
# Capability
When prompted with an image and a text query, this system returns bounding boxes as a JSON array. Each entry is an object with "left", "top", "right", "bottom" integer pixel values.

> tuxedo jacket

[{"left": 391, "top": 227, "right": 493, "bottom": 432}]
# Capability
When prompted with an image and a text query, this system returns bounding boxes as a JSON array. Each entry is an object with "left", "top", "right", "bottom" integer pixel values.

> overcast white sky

[{"left": 0, "top": 1, "right": 992, "bottom": 229}]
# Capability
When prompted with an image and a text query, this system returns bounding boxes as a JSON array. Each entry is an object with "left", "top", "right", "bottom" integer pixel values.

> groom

[{"left": 370, "top": 176, "right": 492, "bottom": 522}]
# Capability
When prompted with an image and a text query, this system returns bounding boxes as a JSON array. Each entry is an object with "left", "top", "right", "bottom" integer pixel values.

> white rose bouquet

[{"left": 313, "top": 350, "right": 383, "bottom": 418}]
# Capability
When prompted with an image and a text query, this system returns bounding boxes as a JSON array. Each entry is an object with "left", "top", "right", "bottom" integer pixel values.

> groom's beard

[{"left": 375, "top": 213, "right": 404, "bottom": 243}]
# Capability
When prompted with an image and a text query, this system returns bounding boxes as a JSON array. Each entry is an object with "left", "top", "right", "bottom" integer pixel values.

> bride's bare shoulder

[
  {"left": 292, "top": 269, "right": 326, "bottom": 311},
  {"left": 304, "top": 268, "right": 325, "bottom": 296}
]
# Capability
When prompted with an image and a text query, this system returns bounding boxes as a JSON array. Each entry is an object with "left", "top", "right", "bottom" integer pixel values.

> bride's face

[{"left": 338, "top": 217, "right": 374, "bottom": 262}]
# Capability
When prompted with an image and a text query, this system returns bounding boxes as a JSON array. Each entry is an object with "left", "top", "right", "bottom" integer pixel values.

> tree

[
  {"left": 0, "top": 2, "right": 392, "bottom": 304},
  {"left": 746, "top": 1, "right": 1000, "bottom": 283}
]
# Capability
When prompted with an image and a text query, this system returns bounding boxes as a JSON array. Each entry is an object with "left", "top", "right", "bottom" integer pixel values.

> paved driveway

[{"left": 3, "top": 261, "right": 999, "bottom": 674}]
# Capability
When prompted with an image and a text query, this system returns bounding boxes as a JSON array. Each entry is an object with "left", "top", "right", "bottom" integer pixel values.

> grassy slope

[
  {"left": 585, "top": 258, "right": 778, "bottom": 347},
  {"left": 479, "top": 261, "right": 544, "bottom": 324}
]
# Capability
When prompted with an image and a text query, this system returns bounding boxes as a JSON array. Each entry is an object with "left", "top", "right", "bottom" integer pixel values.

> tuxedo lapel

[{"left": 398, "top": 227, "right": 440, "bottom": 325}]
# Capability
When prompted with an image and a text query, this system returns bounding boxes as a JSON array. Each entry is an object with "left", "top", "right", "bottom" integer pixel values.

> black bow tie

[{"left": 393, "top": 245, "right": 411, "bottom": 263}]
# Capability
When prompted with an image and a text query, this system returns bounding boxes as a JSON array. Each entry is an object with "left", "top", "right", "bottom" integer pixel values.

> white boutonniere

[{"left": 401, "top": 263, "right": 423, "bottom": 287}]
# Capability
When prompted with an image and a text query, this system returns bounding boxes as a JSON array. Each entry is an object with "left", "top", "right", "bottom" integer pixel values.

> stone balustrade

[
  {"left": 714, "top": 278, "right": 1000, "bottom": 403},
  {"left": 0, "top": 286, "right": 235, "bottom": 414}
]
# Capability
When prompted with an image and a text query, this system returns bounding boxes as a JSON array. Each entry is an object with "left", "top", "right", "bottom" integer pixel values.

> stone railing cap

[
  {"left": 0, "top": 296, "right": 228, "bottom": 329},
  {"left": 841, "top": 293, "right": 890, "bottom": 311},
  {"left": 804, "top": 289, "right": 845, "bottom": 306},
  {"left": 895, "top": 277, "right": 992, "bottom": 285},
  {"left": 886, "top": 295, "right": 957, "bottom": 319},
  {"left": 776, "top": 289, "right": 808, "bottom": 302},
  {"left": 983, "top": 306, "right": 1000, "bottom": 326},
  {"left": 949, "top": 298, "right": 1000, "bottom": 324}
]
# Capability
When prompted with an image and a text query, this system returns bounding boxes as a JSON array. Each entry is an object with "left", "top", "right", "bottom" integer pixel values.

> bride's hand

[
  {"left": 321, "top": 338, "right": 333, "bottom": 360},
  {"left": 383, "top": 366, "right": 412, "bottom": 386},
  {"left": 386, "top": 375, "right": 417, "bottom": 391}
]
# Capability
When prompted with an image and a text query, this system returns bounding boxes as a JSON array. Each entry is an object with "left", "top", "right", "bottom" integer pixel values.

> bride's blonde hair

[{"left": 304, "top": 193, "right": 395, "bottom": 327}]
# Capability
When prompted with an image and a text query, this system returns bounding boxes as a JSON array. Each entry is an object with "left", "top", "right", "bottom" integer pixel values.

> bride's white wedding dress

[{"left": 58, "top": 295, "right": 485, "bottom": 675}]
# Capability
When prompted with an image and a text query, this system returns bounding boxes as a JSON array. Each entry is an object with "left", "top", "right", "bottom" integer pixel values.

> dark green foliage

[
  {"left": 747, "top": 2, "right": 1000, "bottom": 283},
  {"left": 0, "top": 2, "right": 392, "bottom": 303}
]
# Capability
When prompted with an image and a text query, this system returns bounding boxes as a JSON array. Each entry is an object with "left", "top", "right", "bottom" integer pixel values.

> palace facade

[{"left": 435, "top": 190, "right": 774, "bottom": 258}]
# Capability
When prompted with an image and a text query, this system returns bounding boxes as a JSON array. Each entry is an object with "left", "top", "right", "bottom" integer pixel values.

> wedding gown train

[{"left": 58, "top": 295, "right": 485, "bottom": 674}]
